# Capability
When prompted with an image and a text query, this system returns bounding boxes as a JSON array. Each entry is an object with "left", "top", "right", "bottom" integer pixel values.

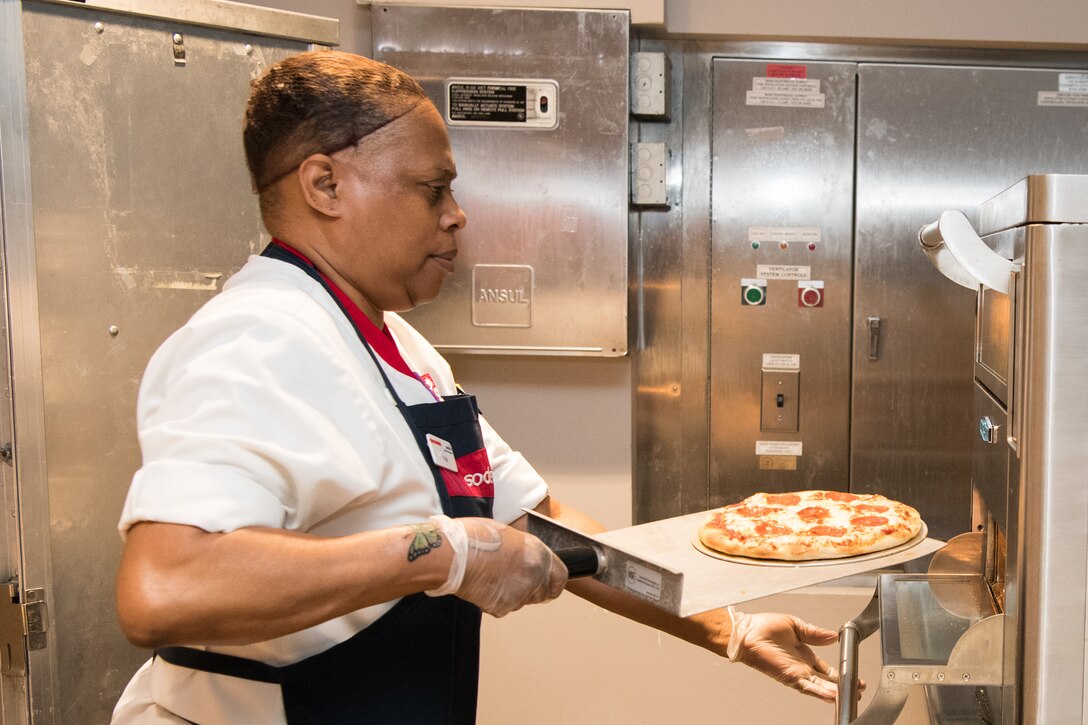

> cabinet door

[
  {"left": 709, "top": 59, "right": 856, "bottom": 506},
  {"left": 852, "top": 64, "right": 1088, "bottom": 539},
  {"left": 3, "top": 5, "right": 312, "bottom": 722}
]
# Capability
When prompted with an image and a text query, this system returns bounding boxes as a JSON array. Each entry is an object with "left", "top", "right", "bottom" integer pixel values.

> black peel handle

[{"left": 555, "top": 546, "right": 603, "bottom": 578}]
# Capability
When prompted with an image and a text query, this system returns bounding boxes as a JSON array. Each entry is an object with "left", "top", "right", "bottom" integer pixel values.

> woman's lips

[{"left": 430, "top": 254, "right": 456, "bottom": 274}]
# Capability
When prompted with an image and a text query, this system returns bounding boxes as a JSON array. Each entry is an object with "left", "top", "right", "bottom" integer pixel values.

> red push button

[{"left": 799, "top": 286, "right": 823, "bottom": 308}]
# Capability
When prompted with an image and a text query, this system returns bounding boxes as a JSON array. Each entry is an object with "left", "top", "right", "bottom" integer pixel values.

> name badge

[{"left": 426, "top": 434, "right": 458, "bottom": 473}]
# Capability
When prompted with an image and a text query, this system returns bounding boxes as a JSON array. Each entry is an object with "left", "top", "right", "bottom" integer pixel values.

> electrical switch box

[
  {"left": 761, "top": 369, "right": 800, "bottom": 432},
  {"left": 630, "top": 52, "right": 671, "bottom": 119},
  {"left": 631, "top": 142, "right": 667, "bottom": 206}
]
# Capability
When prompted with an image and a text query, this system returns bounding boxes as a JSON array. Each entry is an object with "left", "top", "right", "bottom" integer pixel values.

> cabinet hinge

[{"left": 0, "top": 582, "right": 47, "bottom": 677}]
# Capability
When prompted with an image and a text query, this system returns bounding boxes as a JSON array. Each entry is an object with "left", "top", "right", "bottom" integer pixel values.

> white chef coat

[{"left": 112, "top": 255, "right": 549, "bottom": 724}]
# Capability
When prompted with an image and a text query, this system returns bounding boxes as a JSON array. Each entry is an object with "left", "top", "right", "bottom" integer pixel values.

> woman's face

[{"left": 324, "top": 101, "right": 467, "bottom": 322}]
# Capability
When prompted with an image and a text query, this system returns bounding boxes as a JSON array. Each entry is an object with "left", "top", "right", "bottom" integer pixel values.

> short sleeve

[{"left": 120, "top": 297, "right": 390, "bottom": 536}]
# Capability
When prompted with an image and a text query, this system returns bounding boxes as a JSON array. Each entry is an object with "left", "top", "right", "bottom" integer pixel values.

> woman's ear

[{"left": 297, "top": 154, "right": 341, "bottom": 217}]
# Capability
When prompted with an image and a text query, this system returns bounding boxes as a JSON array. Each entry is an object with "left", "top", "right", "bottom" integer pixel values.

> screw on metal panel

[
  {"left": 912, "top": 672, "right": 920, "bottom": 681},
  {"left": 108, "top": 325, "right": 119, "bottom": 337},
  {"left": 94, "top": 22, "right": 105, "bottom": 34},
  {"left": 172, "top": 33, "right": 183, "bottom": 44},
  {"left": 937, "top": 672, "right": 945, "bottom": 681},
  {"left": 887, "top": 671, "right": 895, "bottom": 679},
  {"left": 244, "top": 44, "right": 253, "bottom": 55},
  {"left": 962, "top": 673, "right": 971, "bottom": 681}
]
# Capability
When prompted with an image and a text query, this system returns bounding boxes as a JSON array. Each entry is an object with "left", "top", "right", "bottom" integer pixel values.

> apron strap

[{"left": 260, "top": 242, "right": 457, "bottom": 514}]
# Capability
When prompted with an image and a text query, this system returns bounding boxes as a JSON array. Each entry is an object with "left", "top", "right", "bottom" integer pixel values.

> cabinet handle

[{"left": 867, "top": 317, "right": 881, "bottom": 361}]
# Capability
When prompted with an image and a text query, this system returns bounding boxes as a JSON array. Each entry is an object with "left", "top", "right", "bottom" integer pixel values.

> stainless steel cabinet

[
  {"left": 0, "top": 2, "right": 332, "bottom": 721},
  {"left": 633, "top": 45, "right": 1088, "bottom": 540}
]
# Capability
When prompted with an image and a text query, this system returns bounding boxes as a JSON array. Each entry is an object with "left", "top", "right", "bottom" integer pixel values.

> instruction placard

[
  {"left": 446, "top": 78, "right": 559, "bottom": 129},
  {"left": 756, "top": 440, "right": 803, "bottom": 456},
  {"left": 757, "top": 265, "right": 812, "bottom": 280},
  {"left": 747, "top": 77, "right": 825, "bottom": 109}
]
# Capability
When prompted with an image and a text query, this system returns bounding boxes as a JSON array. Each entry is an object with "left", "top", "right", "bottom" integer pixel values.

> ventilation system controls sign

[{"left": 446, "top": 78, "right": 559, "bottom": 129}]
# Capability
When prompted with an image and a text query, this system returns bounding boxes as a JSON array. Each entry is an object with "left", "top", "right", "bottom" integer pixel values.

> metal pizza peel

[
  {"left": 524, "top": 509, "right": 685, "bottom": 615},
  {"left": 527, "top": 508, "right": 944, "bottom": 618}
]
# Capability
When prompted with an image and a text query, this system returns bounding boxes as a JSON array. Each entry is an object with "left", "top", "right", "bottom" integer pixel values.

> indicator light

[{"left": 539, "top": 95, "right": 549, "bottom": 113}]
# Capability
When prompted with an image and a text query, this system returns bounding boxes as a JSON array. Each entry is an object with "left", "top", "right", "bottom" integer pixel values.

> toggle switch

[{"left": 761, "top": 370, "right": 799, "bottom": 432}]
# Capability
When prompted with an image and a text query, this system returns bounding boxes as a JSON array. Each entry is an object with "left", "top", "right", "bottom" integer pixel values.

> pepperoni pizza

[{"left": 697, "top": 490, "right": 923, "bottom": 561}]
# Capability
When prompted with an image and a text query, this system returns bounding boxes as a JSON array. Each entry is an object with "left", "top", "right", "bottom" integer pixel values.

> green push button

[{"left": 743, "top": 285, "right": 765, "bottom": 305}]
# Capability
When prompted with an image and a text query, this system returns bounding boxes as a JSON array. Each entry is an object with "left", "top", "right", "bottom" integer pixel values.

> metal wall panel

[
  {"left": 631, "top": 41, "right": 713, "bottom": 523},
  {"left": 852, "top": 64, "right": 1088, "bottom": 539},
  {"left": 373, "top": 6, "right": 630, "bottom": 356},
  {"left": 708, "top": 59, "right": 856, "bottom": 505},
  {"left": 2, "top": 2, "right": 317, "bottom": 720}
]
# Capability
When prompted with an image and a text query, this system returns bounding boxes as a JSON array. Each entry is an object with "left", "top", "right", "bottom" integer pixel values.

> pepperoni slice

[
  {"left": 755, "top": 521, "right": 792, "bottom": 537},
  {"left": 797, "top": 506, "right": 830, "bottom": 522},
  {"left": 821, "top": 490, "right": 859, "bottom": 502},
  {"left": 850, "top": 516, "right": 889, "bottom": 527},
  {"left": 765, "top": 493, "right": 801, "bottom": 506},
  {"left": 808, "top": 525, "right": 847, "bottom": 537},
  {"left": 854, "top": 504, "right": 889, "bottom": 514},
  {"left": 734, "top": 505, "right": 778, "bottom": 518}
]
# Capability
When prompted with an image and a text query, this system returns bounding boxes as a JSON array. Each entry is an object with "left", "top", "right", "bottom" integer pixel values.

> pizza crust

[{"left": 697, "top": 490, "right": 923, "bottom": 561}]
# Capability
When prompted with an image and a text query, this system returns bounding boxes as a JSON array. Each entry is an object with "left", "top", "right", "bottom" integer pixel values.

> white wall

[
  {"left": 668, "top": 0, "right": 1088, "bottom": 46},
  {"left": 360, "top": 0, "right": 1088, "bottom": 47}
]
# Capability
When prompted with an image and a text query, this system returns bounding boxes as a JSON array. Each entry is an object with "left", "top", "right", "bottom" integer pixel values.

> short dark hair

[{"left": 243, "top": 50, "right": 427, "bottom": 194}]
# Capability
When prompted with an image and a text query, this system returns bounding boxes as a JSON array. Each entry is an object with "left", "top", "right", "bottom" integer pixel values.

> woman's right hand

[{"left": 426, "top": 515, "right": 567, "bottom": 616}]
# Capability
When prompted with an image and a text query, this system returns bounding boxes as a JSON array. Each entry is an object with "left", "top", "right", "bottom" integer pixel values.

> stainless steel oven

[{"left": 838, "top": 174, "right": 1088, "bottom": 724}]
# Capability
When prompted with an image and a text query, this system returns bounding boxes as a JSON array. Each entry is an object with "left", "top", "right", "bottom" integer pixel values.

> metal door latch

[
  {"left": 172, "top": 33, "right": 186, "bottom": 66},
  {"left": 0, "top": 582, "right": 47, "bottom": 677}
]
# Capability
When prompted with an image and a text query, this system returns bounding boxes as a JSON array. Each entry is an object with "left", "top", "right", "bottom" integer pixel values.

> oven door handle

[
  {"left": 837, "top": 590, "right": 880, "bottom": 725},
  {"left": 837, "top": 585, "right": 921, "bottom": 725},
  {"left": 918, "top": 210, "right": 1016, "bottom": 294}
]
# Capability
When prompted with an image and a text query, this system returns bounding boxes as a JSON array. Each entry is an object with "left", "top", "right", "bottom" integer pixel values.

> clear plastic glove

[
  {"left": 726, "top": 608, "right": 848, "bottom": 703},
  {"left": 424, "top": 515, "right": 567, "bottom": 617}
]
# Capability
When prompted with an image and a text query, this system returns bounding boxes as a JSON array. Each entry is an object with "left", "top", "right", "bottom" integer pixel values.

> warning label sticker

[
  {"left": 445, "top": 78, "right": 558, "bottom": 129},
  {"left": 1059, "top": 73, "right": 1088, "bottom": 93},
  {"left": 756, "top": 440, "right": 803, "bottom": 456},
  {"left": 449, "top": 83, "right": 528, "bottom": 122},
  {"left": 747, "top": 77, "right": 825, "bottom": 109},
  {"left": 766, "top": 64, "right": 807, "bottom": 79},
  {"left": 762, "top": 353, "right": 800, "bottom": 370},
  {"left": 1038, "top": 91, "right": 1088, "bottom": 108}
]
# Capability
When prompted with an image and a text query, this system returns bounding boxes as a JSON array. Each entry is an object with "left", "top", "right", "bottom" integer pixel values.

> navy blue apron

[{"left": 156, "top": 242, "right": 494, "bottom": 724}]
